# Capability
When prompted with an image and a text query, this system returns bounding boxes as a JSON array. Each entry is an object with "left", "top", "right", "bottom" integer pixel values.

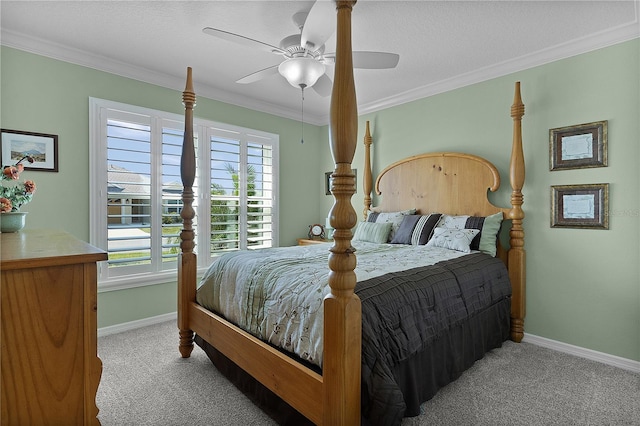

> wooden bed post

[
  {"left": 508, "top": 81, "right": 526, "bottom": 343},
  {"left": 178, "top": 67, "right": 197, "bottom": 358},
  {"left": 362, "top": 121, "right": 373, "bottom": 220},
  {"left": 324, "top": 1, "right": 361, "bottom": 425}
]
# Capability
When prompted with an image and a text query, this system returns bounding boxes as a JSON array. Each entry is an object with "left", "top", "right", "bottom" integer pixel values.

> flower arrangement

[{"left": 0, "top": 155, "right": 37, "bottom": 213}]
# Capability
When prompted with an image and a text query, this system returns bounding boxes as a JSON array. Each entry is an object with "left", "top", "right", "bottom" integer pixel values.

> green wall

[
  {"left": 0, "top": 46, "right": 326, "bottom": 329},
  {"left": 320, "top": 39, "right": 640, "bottom": 362},
  {"left": 2, "top": 39, "right": 639, "bottom": 362}
]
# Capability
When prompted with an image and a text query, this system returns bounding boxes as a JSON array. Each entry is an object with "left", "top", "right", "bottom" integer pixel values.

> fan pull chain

[{"left": 300, "top": 84, "right": 306, "bottom": 144}]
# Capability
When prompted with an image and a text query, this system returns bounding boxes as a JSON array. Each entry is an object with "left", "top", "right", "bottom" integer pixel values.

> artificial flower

[
  {"left": 0, "top": 156, "right": 36, "bottom": 212},
  {"left": 0, "top": 197, "right": 12, "bottom": 212}
]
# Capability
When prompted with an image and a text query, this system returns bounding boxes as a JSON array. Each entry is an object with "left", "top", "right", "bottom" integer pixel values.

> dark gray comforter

[{"left": 357, "top": 253, "right": 512, "bottom": 426}]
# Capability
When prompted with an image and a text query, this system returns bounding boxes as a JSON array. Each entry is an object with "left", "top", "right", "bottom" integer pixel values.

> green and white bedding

[{"left": 196, "top": 242, "right": 469, "bottom": 367}]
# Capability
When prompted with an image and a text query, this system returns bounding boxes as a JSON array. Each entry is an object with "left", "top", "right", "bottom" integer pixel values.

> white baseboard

[
  {"left": 523, "top": 333, "right": 640, "bottom": 373},
  {"left": 98, "top": 315, "right": 639, "bottom": 373},
  {"left": 98, "top": 312, "right": 177, "bottom": 338}
]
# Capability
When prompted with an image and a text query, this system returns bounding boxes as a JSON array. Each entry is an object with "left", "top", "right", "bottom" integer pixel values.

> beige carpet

[{"left": 97, "top": 320, "right": 640, "bottom": 425}]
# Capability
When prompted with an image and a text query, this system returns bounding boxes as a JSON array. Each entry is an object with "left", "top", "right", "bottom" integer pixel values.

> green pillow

[
  {"left": 353, "top": 221, "right": 392, "bottom": 244},
  {"left": 479, "top": 212, "right": 503, "bottom": 257}
]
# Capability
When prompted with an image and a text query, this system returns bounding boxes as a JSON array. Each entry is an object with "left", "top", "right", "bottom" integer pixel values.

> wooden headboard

[{"left": 371, "top": 152, "right": 507, "bottom": 218}]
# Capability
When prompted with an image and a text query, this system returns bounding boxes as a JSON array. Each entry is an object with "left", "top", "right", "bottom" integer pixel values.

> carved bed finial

[{"left": 180, "top": 67, "right": 196, "bottom": 254}]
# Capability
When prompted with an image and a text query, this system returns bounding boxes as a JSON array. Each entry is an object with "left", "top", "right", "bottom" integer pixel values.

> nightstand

[{"left": 297, "top": 238, "right": 332, "bottom": 246}]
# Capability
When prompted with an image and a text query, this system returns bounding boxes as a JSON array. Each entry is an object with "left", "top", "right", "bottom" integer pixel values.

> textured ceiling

[{"left": 2, "top": 1, "right": 639, "bottom": 125}]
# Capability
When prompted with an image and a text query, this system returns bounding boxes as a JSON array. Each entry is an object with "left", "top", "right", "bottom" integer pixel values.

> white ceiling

[{"left": 2, "top": 1, "right": 639, "bottom": 125}]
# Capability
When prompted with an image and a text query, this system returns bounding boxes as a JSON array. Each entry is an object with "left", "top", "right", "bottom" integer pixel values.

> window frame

[{"left": 89, "top": 98, "right": 279, "bottom": 291}]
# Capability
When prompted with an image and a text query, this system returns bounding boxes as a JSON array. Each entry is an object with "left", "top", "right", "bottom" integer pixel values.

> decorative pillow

[
  {"left": 479, "top": 212, "right": 503, "bottom": 257},
  {"left": 436, "top": 214, "right": 470, "bottom": 229},
  {"left": 390, "top": 213, "right": 442, "bottom": 245},
  {"left": 353, "top": 221, "right": 393, "bottom": 244},
  {"left": 390, "top": 215, "right": 421, "bottom": 244},
  {"left": 426, "top": 227, "right": 480, "bottom": 253},
  {"left": 411, "top": 213, "right": 442, "bottom": 245},
  {"left": 435, "top": 212, "right": 503, "bottom": 256},
  {"left": 367, "top": 209, "right": 416, "bottom": 242}
]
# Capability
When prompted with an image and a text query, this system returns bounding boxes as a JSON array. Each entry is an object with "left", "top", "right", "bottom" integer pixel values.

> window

[
  {"left": 90, "top": 99, "right": 279, "bottom": 290},
  {"left": 208, "top": 127, "right": 275, "bottom": 253}
]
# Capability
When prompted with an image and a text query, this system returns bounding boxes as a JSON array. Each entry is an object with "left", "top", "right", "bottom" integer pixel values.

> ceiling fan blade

[
  {"left": 353, "top": 51, "right": 399, "bottom": 69},
  {"left": 324, "top": 51, "right": 400, "bottom": 69},
  {"left": 312, "top": 74, "right": 332, "bottom": 97},
  {"left": 236, "top": 65, "right": 280, "bottom": 84},
  {"left": 203, "top": 27, "right": 285, "bottom": 55},
  {"left": 300, "top": 1, "right": 336, "bottom": 51}
]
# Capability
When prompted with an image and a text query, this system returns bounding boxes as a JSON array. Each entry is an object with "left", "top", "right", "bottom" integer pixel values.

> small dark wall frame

[
  {"left": 325, "top": 169, "right": 357, "bottom": 195},
  {"left": 549, "top": 121, "right": 607, "bottom": 171},
  {"left": 0, "top": 128, "right": 59, "bottom": 172},
  {"left": 551, "top": 183, "right": 609, "bottom": 229}
]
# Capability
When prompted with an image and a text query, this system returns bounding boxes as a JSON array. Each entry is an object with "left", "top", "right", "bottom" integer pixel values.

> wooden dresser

[{"left": 1, "top": 229, "right": 107, "bottom": 425}]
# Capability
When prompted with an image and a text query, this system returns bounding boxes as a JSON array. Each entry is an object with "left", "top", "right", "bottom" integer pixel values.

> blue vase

[{"left": 0, "top": 212, "right": 27, "bottom": 233}]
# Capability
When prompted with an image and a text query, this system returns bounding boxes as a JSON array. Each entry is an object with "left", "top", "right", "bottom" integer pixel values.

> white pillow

[
  {"left": 425, "top": 227, "right": 480, "bottom": 253},
  {"left": 436, "top": 214, "right": 469, "bottom": 229}
]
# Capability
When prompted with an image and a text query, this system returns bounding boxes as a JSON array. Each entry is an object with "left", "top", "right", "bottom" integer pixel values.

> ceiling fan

[{"left": 202, "top": 1, "right": 400, "bottom": 97}]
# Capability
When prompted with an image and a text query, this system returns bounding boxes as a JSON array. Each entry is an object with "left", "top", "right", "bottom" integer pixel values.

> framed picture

[
  {"left": 549, "top": 120, "right": 607, "bottom": 171},
  {"left": 325, "top": 169, "right": 357, "bottom": 195},
  {"left": 551, "top": 183, "right": 609, "bottom": 229},
  {"left": 1, "top": 129, "right": 59, "bottom": 172}
]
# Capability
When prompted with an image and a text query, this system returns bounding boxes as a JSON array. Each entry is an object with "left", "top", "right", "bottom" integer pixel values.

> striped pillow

[
  {"left": 411, "top": 213, "right": 442, "bottom": 245},
  {"left": 390, "top": 213, "right": 442, "bottom": 245},
  {"left": 353, "top": 221, "right": 393, "bottom": 244}
]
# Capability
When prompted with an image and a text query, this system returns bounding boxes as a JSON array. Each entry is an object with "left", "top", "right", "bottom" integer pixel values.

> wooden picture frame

[
  {"left": 325, "top": 169, "right": 357, "bottom": 195},
  {"left": 0, "top": 128, "right": 59, "bottom": 172},
  {"left": 551, "top": 183, "right": 609, "bottom": 229},
  {"left": 549, "top": 121, "right": 607, "bottom": 171}
]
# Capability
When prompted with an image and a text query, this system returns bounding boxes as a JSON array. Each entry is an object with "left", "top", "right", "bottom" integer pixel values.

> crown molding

[
  {"left": 0, "top": 29, "right": 322, "bottom": 125},
  {"left": 3, "top": 10, "right": 639, "bottom": 128},
  {"left": 351, "top": 14, "right": 640, "bottom": 122}
]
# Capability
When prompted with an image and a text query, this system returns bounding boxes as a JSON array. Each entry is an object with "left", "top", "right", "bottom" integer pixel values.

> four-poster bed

[{"left": 177, "top": 1, "right": 526, "bottom": 425}]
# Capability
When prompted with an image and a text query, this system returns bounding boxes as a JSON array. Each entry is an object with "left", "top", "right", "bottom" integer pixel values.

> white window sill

[{"left": 98, "top": 267, "right": 208, "bottom": 293}]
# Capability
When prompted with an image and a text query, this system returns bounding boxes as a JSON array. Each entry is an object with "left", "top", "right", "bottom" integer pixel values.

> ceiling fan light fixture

[{"left": 278, "top": 57, "right": 325, "bottom": 89}]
